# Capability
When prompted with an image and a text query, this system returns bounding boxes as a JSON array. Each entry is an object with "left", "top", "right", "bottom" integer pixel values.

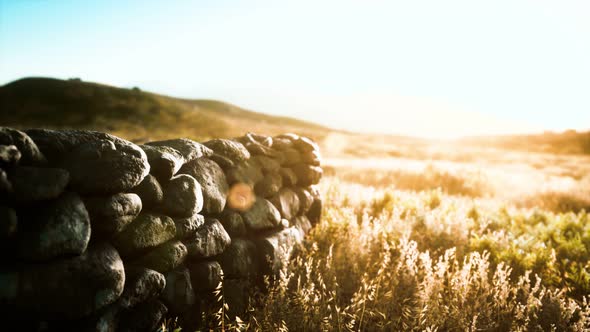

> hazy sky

[{"left": 1, "top": 0, "right": 589, "bottom": 137}]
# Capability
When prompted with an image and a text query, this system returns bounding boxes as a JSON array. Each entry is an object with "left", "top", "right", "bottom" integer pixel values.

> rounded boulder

[
  {"left": 26, "top": 129, "right": 150, "bottom": 194},
  {"left": 179, "top": 158, "right": 228, "bottom": 215},
  {"left": 160, "top": 174, "right": 203, "bottom": 217},
  {"left": 83, "top": 193, "right": 142, "bottom": 238},
  {"left": 112, "top": 212, "right": 176, "bottom": 258},
  {"left": 17, "top": 192, "right": 90, "bottom": 261},
  {"left": 203, "top": 139, "right": 250, "bottom": 164},
  {"left": 0, "top": 127, "right": 46, "bottom": 165},
  {"left": 131, "top": 240, "right": 188, "bottom": 273},
  {"left": 0, "top": 144, "right": 21, "bottom": 168},
  {"left": 8, "top": 166, "right": 69, "bottom": 202},
  {"left": 241, "top": 197, "right": 281, "bottom": 231},
  {"left": 184, "top": 218, "right": 231, "bottom": 259},
  {"left": 291, "top": 163, "right": 322, "bottom": 186},
  {"left": 2, "top": 243, "right": 125, "bottom": 319},
  {"left": 130, "top": 173, "right": 164, "bottom": 207},
  {"left": 139, "top": 144, "right": 184, "bottom": 182}
]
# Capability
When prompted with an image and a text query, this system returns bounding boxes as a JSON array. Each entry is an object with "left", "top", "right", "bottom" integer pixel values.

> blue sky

[{"left": 1, "top": 0, "right": 589, "bottom": 137}]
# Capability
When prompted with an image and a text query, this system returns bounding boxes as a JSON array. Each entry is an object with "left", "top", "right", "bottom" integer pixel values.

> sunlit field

[
  {"left": 4, "top": 0, "right": 590, "bottom": 330},
  {"left": 185, "top": 140, "right": 590, "bottom": 331}
]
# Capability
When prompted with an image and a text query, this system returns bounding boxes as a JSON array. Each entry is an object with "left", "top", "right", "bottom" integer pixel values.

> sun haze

[{"left": 1, "top": 0, "right": 589, "bottom": 138}]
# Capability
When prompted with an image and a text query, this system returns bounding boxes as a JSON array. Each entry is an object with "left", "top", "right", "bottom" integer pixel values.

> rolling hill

[
  {"left": 0, "top": 77, "right": 331, "bottom": 143},
  {"left": 1, "top": 77, "right": 589, "bottom": 157},
  {"left": 460, "top": 130, "right": 590, "bottom": 155}
]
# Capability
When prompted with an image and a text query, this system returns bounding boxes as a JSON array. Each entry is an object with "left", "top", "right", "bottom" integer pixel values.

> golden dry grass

[
  {"left": 4, "top": 76, "right": 590, "bottom": 331},
  {"left": 187, "top": 145, "right": 590, "bottom": 331}
]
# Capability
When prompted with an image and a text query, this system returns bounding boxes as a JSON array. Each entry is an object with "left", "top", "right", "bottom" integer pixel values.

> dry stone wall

[{"left": 0, "top": 127, "right": 323, "bottom": 331}]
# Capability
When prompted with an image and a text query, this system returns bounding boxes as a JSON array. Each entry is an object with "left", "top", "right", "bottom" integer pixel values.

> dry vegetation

[
  {"left": 0, "top": 77, "right": 328, "bottom": 143},
  {"left": 3, "top": 76, "right": 590, "bottom": 331},
  {"left": 181, "top": 143, "right": 590, "bottom": 332}
]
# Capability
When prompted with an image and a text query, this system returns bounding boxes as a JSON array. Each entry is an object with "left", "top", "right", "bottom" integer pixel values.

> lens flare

[{"left": 227, "top": 182, "right": 256, "bottom": 211}]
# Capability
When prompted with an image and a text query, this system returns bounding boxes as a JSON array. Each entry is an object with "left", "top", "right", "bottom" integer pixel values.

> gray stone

[
  {"left": 256, "top": 227, "right": 302, "bottom": 275},
  {"left": 292, "top": 163, "right": 322, "bottom": 186},
  {"left": 119, "top": 267, "right": 166, "bottom": 310},
  {"left": 219, "top": 239, "right": 258, "bottom": 279},
  {"left": 112, "top": 212, "right": 176, "bottom": 258},
  {"left": 271, "top": 137, "right": 294, "bottom": 150},
  {"left": 26, "top": 129, "right": 150, "bottom": 194},
  {"left": 282, "top": 148, "right": 302, "bottom": 165},
  {"left": 118, "top": 300, "right": 168, "bottom": 332},
  {"left": 275, "top": 133, "right": 299, "bottom": 141},
  {"left": 279, "top": 218, "right": 290, "bottom": 229},
  {"left": 146, "top": 138, "right": 213, "bottom": 163},
  {"left": 0, "top": 127, "right": 46, "bottom": 165},
  {"left": 203, "top": 139, "right": 250, "bottom": 164},
  {"left": 179, "top": 157, "right": 228, "bottom": 215},
  {"left": 272, "top": 150, "right": 287, "bottom": 165},
  {"left": 139, "top": 144, "right": 184, "bottom": 181},
  {"left": 251, "top": 155, "right": 281, "bottom": 174},
  {"left": 294, "top": 187, "right": 314, "bottom": 215},
  {"left": 240, "top": 132, "right": 273, "bottom": 147},
  {"left": 9, "top": 166, "right": 69, "bottom": 201},
  {"left": 242, "top": 197, "right": 281, "bottom": 231},
  {"left": 209, "top": 153, "right": 235, "bottom": 169},
  {"left": 269, "top": 188, "right": 300, "bottom": 220},
  {"left": 84, "top": 193, "right": 142, "bottom": 238},
  {"left": 174, "top": 213, "right": 205, "bottom": 239},
  {"left": 1, "top": 243, "right": 125, "bottom": 319},
  {"left": 261, "top": 136, "right": 273, "bottom": 147},
  {"left": 188, "top": 260, "right": 223, "bottom": 293},
  {"left": 254, "top": 173, "right": 283, "bottom": 198},
  {"left": 292, "top": 215, "right": 313, "bottom": 236},
  {"left": 130, "top": 173, "right": 163, "bottom": 206},
  {"left": 0, "top": 145, "right": 20, "bottom": 167},
  {"left": 132, "top": 240, "right": 187, "bottom": 273},
  {"left": 64, "top": 140, "right": 148, "bottom": 194},
  {"left": 294, "top": 136, "right": 320, "bottom": 153},
  {"left": 160, "top": 174, "right": 203, "bottom": 217},
  {"left": 184, "top": 218, "right": 231, "bottom": 259},
  {"left": 217, "top": 209, "right": 246, "bottom": 237},
  {"left": 0, "top": 206, "right": 17, "bottom": 239},
  {"left": 161, "top": 267, "right": 195, "bottom": 314},
  {"left": 279, "top": 167, "right": 298, "bottom": 186},
  {"left": 301, "top": 149, "right": 321, "bottom": 166},
  {"left": 226, "top": 159, "right": 263, "bottom": 186},
  {"left": 17, "top": 192, "right": 90, "bottom": 261},
  {"left": 234, "top": 133, "right": 257, "bottom": 146},
  {"left": 245, "top": 141, "right": 277, "bottom": 157}
]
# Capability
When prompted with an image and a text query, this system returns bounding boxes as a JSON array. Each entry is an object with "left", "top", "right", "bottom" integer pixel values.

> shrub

[{"left": 238, "top": 179, "right": 590, "bottom": 330}]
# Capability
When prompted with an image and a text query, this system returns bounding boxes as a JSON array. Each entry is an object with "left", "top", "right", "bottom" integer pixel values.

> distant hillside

[
  {"left": 461, "top": 130, "right": 590, "bottom": 155},
  {"left": 1, "top": 77, "right": 588, "bottom": 157},
  {"left": 0, "top": 77, "right": 330, "bottom": 143}
]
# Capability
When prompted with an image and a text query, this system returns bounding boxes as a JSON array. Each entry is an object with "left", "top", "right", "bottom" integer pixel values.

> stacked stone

[
  {"left": 0, "top": 127, "right": 322, "bottom": 331},
  {"left": 0, "top": 127, "right": 150, "bottom": 331},
  {"left": 210, "top": 132, "right": 323, "bottom": 318}
]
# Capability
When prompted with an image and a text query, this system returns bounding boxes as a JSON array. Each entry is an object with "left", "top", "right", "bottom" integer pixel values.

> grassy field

[
  {"left": 194, "top": 143, "right": 590, "bottom": 331},
  {"left": 3, "top": 77, "right": 590, "bottom": 331}
]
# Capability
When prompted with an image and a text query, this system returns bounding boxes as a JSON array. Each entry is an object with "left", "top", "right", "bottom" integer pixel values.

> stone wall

[{"left": 0, "top": 127, "right": 322, "bottom": 331}]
